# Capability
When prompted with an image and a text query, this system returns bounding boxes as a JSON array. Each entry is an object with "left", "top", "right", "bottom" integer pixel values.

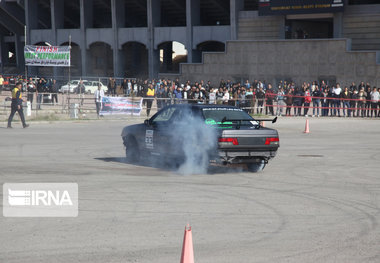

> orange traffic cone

[
  {"left": 180, "top": 224, "right": 194, "bottom": 263},
  {"left": 304, "top": 119, "right": 310, "bottom": 133}
]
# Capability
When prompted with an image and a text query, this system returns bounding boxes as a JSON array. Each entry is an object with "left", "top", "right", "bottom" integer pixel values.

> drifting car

[{"left": 121, "top": 104, "right": 279, "bottom": 172}]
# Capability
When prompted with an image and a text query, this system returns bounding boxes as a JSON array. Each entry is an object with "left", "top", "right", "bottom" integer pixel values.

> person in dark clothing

[
  {"left": 156, "top": 84, "right": 165, "bottom": 110},
  {"left": 365, "top": 86, "right": 372, "bottom": 117},
  {"left": 76, "top": 80, "right": 85, "bottom": 94},
  {"left": 349, "top": 82, "right": 356, "bottom": 93},
  {"left": 161, "top": 86, "right": 170, "bottom": 108},
  {"left": 140, "top": 80, "right": 148, "bottom": 98},
  {"left": 256, "top": 87, "right": 265, "bottom": 114},
  {"left": 36, "top": 78, "right": 46, "bottom": 110},
  {"left": 107, "top": 78, "right": 115, "bottom": 96},
  {"left": 321, "top": 88, "right": 329, "bottom": 117},
  {"left": 51, "top": 79, "right": 58, "bottom": 105},
  {"left": 293, "top": 87, "right": 303, "bottom": 116},
  {"left": 121, "top": 79, "right": 128, "bottom": 96},
  {"left": 7, "top": 82, "right": 29, "bottom": 128},
  {"left": 285, "top": 89, "right": 293, "bottom": 116},
  {"left": 265, "top": 84, "right": 275, "bottom": 115}
]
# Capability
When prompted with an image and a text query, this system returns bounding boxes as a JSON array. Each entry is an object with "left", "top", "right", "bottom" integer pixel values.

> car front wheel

[{"left": 124, "top": 136, "right": 140, "bottom": 163}]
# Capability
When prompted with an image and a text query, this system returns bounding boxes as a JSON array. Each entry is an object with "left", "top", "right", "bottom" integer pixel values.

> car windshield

[
  {"left": 202, "top": 107, "right": 258, "bottom": 127},
  {"left": 151, "top": 107, "right": 177, "bottom": 124}
]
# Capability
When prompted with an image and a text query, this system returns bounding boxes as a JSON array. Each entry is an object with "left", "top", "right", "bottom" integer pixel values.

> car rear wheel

[
  {"left": 125, "top": 137, "right": 140, "bottom": 163},
  {"left": 247, "top": 160, "right": 266, "bottom": 173}
]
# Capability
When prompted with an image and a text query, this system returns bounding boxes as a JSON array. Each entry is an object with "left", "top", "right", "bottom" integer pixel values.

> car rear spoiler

[{"left": 255, "top": 117, "right": 278, "bottom": 124}]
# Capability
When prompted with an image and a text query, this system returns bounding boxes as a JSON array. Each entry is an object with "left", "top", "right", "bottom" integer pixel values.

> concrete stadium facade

[
  {"left": 1, "top": 0, "right": 380, "bottom": 83},
  {"left": 176, "top": 38, "right": 380, "bottom": 88}
]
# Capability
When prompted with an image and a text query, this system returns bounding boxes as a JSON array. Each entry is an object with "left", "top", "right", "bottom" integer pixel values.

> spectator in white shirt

[
  {"left": 94, "top": 84, "right": 105, "bottom": 117},
  {"left": 332, "top": 84, "right": 342, "bottom": 117},
  {"left": 370, "top": 87, "right": 379, "bottom": 117},
  {"left": 222, "top": 88, "right": 230, "bottom": 104}
]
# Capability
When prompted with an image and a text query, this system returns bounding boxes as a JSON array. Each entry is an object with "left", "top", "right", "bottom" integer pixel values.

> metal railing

[{"left": 1, "top": 91, "right": 379, "bottom": 119}]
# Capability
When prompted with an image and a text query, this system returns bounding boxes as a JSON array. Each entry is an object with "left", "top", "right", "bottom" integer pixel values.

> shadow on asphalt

[{"left": 94, "top": 157, "right": 246, "bottom": 174}]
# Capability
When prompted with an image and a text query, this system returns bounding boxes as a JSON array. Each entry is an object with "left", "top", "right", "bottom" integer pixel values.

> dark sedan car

[{"left": 121, "top": 104, "right": 279, "bottom": 173}]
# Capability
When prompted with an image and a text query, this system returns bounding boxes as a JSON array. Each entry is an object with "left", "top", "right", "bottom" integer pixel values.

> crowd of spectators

[
  {"left": 0, "top": 76, "right": 59, "bottom": 109},
  {"left": 120, "top": 78, "right": 380, "bottom": 118},
  {"left": 1, "top": 74, "right": 380, "bottom": 118}
]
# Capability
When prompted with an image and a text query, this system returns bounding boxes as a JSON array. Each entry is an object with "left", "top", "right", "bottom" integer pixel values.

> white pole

[
  {"left": 67, "top": 35, "right": 71, "bottom": 114},
  {"left": 68, "top": 34, "right": 71, "bottom": 93}
]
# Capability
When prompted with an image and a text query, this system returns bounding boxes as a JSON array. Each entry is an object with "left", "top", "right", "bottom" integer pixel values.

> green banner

[{"left": 24, "top": 45, "right": 70, "bottom": 67}]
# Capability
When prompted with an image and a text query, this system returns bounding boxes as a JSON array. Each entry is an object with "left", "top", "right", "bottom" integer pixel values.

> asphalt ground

[{"left": 0, "top": 117, "right": 379, "bottom": 263}]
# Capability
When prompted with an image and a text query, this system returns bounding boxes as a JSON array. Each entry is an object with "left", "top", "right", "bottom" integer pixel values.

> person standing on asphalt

[
  {"left": 332, "top": 84, "right": 342, "bottom": 117},
  {"left": 7, "top": 82, "right": 29, "bottom": 128},
  {"left": 0, "top": 75, "right": 4, "bottom": 94},
  {"left": 312, "top": 85, "right": 321, "bottom": 117},
  {"left": 321, "top": 88, "right": 329, "bottom": 117},
  {"left": 370, "top": 87, "right": 379, "bottom": 117},
  {"left": 94, "top": 84, "right": 105, "bottom": 118},
  {"left": 256, "top": 86, "right": 265, "bottom": 114},
  {"left": 357, "top": 87, "right": 366, "bottom": 117},
  {"left": 76, "top": 79, "right": 85, "bottom": 106},
  {"left": 293, "top": 87, "right": 303, "bottom": 116},
  {"left": 365, "top": 86, "right": 372, "bottom": 117},
  {"left": 285, "top": 88, "right": 293, "bottom": 116},
  {"left": 303, "top": 86, "right": 312, "bottom": 117},
  {"left": 121, "top": 78, "right": 128, "bottom": 96},
  {"left": 145, "top": 84, "right": 155, "bottom": 117},
  {"left": 51, "top": 79, "right": 58, "bottom": 105},
  {"left": 342, "top": 86, "right": 352, "bottom": 117},
  {"left": 276, "top": 87, "right": 286, "bottom": 116},
  {"left": 27, "top": 78, "right": 36, "bottom": 109},
  {"left": 36, "top": 78, "right": 46, "bottom": 110},
  {"left": 107, "top": 77, "right": 115, "bottom": 96},
  {"left": 265, "top": 84, "right": 275, "bottom": 116},
  {"left": 156, "top": 84, "right": 165, "bottom": 110},
  {"left": 351, "top": 88, "right": 358, "bottom": 117}
]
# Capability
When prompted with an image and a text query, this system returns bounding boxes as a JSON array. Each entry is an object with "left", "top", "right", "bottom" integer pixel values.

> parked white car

[
  {"left": 84, "top": 81, "right": 108, "bottom": 94},
  {"left": 59, "top": 80, "right": 84, "bottom": 93}
]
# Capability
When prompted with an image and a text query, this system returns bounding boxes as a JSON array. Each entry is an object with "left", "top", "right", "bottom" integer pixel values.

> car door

[{"left": 144, "top": 106, "right": 178, "bottom": 157}]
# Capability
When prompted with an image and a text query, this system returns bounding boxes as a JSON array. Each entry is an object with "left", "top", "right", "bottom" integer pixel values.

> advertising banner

[
  {"left": 99, "top": 97, "right": 143, "bottom": 116},
  {"left": 259, "top": 0, "right": 344, "bottom": 16},
  {"left": 24, "top": 45, "right": 70, "bottom": 67}
]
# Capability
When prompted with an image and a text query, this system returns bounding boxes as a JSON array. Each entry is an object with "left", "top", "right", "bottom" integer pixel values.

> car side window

[
  {"left": 151, "top": 107, "right": 177, "bottom": 124},
  {"left": 169, "top": 107, "right": 192, "bottom": 123}
]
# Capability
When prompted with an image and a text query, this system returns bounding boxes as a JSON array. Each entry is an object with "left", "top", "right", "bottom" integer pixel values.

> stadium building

[{"left": 1, "top": 0, "right": 380, "bottom": 85}]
